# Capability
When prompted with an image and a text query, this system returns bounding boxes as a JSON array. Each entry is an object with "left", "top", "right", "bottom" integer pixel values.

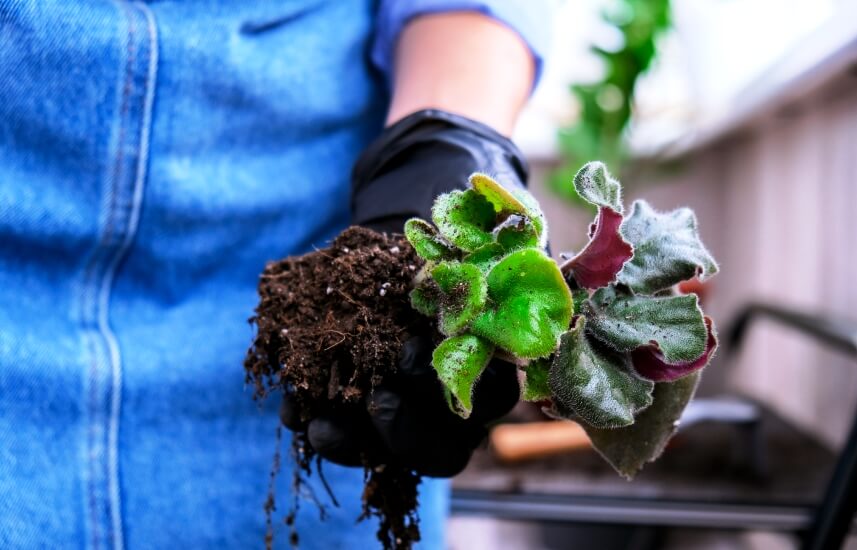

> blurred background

[{"left": 448, "top": 0, "right": 857, "bottom": 548}]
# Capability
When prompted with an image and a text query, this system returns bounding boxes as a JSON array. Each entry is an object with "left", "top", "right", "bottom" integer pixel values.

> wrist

[{"left": 385, "top": 12, "right": 534, "bottom": 136}]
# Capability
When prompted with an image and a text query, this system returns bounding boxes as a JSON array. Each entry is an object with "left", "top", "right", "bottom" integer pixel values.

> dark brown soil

[{"left": 244, "top": 226, "right": 425, "bottom": 550}]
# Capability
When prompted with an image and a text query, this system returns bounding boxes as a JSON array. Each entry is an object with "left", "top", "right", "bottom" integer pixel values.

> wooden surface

[{"left": 490, "top": 421, "right": 590, "bottom": 463}]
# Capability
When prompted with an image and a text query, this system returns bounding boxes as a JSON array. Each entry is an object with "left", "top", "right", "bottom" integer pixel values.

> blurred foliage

[{"left": 550, "top": 0, "right": 672, "bottom": 209}]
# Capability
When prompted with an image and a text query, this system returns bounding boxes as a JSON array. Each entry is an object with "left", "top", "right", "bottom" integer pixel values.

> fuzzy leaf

[
  {"left": 522, "top": 359, "right": 552, "bottom": 401},
  {"left": 584, "top": 286, "right": 708, "bottom": 364},
  {"left": 432, "top": 334, "right": 494, "bottom": 418},
  {"left": 470, "top": 173, "right": 547, "bottom": 246},
  {"left": 494, "top": 215, "right": 539, "bottom": 251},
  {"left": 471, "top": 249, "right": 573, "bottom": 358},
  {"left": 404, "top": 218, "right": 455, "bottom": 262},
  {"left": 549, "top": 318, "right": 654, "bottom": 428},
  {"left": 432, "top": 261, "right": 487, "bottom": 335},
  {"left": 632, "top": 316, "right": 718, "bottom": 382},
  {"left": 470, "top": 172, "right": 529, "bottom": 216},
  {"left": 432, "top": 189, "right": 496, "bottom": 252},
  {"left": 572, "top": 289, "right": 589, "bottom": 314},
  {"left": 585, "top": 371, "right": 701, "bottom": 479},
  {"left": 463, "top": 242, "right": 507, "bottom": 274},
  {"left": 561, "top": 207, "right": 633, "bottom": 288},
  {"left": 572, "top": 161, "right": 623, "bottom": 212},
  {"left": 463, "top": 216, "right": 538, "bottom": 276},
  {"left": 619, "top": 200, "right": 718, "bottom": 294},
  {"left": 410, "top": 281, "right": 440, "bottom": 317}
]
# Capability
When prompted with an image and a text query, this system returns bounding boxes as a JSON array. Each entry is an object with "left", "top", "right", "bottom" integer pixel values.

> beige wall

[{"left": 529, "top": 74, "right": 857, "bottom": 449}]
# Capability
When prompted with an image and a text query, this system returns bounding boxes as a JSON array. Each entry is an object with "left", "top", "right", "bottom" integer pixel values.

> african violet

[{"left": 405, "top": 162, "right": 719, "bottom": 478}]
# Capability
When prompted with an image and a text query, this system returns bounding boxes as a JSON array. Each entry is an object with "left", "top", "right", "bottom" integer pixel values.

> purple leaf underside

[
  {"left": 632, "top": 316, "right": 718, "bottom": 382},
  {"left": 562, "top": 207, "right": 633, "bottom": 289}
]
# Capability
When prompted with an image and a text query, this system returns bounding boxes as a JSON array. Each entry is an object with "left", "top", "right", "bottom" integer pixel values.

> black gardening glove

[{"left": 281, "top": 109, "right": 530, "bottom": 477}]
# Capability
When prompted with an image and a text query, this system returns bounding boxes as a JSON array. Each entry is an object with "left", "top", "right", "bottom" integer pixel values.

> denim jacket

[{"left": 0, "top": 1, "right": 549, "bottom": 547}]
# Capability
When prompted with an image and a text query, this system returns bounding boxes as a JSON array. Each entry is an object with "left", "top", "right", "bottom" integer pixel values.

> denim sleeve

[{"left": 372, "top": 0, "right": 555, "bottom": 90}]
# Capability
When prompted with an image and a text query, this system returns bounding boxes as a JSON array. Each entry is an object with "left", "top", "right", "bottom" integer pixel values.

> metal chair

[{"left": 728, "top": 303, "right": 857, "bottom": 550}]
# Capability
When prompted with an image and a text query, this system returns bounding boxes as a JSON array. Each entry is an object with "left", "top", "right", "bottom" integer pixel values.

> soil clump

[{"left": 245, "top": 226, "right": 426, "bottom": 549}]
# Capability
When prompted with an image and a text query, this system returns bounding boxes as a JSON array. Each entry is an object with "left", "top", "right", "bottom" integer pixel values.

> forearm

[{"left": 385, "top": 12, "right": 535, "bottom": 136}]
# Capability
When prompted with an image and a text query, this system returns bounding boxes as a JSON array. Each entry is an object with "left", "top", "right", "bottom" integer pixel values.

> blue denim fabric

[
  {"left": 0, "top": 0, "right": 548, "bottom": 548},
  {"left": 0, "top": 1, "right": 436, "bottom": 548}
]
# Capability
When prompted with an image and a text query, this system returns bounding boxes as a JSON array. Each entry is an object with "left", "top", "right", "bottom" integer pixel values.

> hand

[
  {"left": 281, "top": 110, "right": 531, "bottom": 477},
  {"left": 281, "top": 334, "right": 520, "bottom": 477}
]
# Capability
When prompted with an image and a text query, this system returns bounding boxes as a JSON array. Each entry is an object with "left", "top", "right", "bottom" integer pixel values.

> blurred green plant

[{"left": 550, "top": 0, "right": 672, "bottom": 208}]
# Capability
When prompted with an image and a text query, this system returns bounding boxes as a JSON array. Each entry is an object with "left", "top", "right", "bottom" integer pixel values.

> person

[{"left": 0, "top": 1, "right": 552, "bottom": 547}]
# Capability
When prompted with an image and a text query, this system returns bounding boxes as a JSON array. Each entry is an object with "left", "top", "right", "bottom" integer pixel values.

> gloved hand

[{"left": 281, "top": 109, "right": 530, "bottom": 477}]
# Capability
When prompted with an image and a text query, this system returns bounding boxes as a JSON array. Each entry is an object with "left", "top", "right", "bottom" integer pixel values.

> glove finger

[
  {"left": 394, "top": 334, "right": 520, "bottom": 422},
  {"left": 367, "top": 387, "right": 483, "bottom": 477},
  {"left": 468, "top": 360, "right": 520, "bottom": 424},
  {"left": 416, "top": 438, "right": 475, "bottom": 477},
  {"left": 394, "top": 333, "right": 435, "bottom": 381},
  {"left": 279, "top": 393, "right": 308, "bottom": 432},
  {"left": 306, "top": 413, "right": 366, "bottom": 468}
]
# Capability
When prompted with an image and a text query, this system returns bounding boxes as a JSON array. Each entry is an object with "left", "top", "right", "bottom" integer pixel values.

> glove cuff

[{"left": 351, "top": 109, "right": 529, "bottom": 231}]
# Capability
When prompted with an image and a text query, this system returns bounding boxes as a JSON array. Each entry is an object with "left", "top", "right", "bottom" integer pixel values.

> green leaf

[
  {"left": 572, "top": 289, "right": 589, "bottom": 314},
  {"left": 522, "top": 359, "right": 552, "bottom": 401},
  {"left": 470, "top": 172, "right": 530, "bottom": 216},
  {"left": 432, "top": 334, "right": 495, "bottom": 418},
  {"left": 619, "top": 200, "right": 718, "bottom": 294},
  {"left": 549, "top": 318, "right": 654, "bottom": 428},
  {"left": 432, "top": 261, "right": 487, "bottom": 335},
  {"left": 572, "top": 161, "right": 623, "bottom": 212},
  {"left": 410, "top": 280, "right": 440, "bottom": 317},
  {"left": 584, "top": 286, "right": 708, "bottom": 363},
  {"left": 494, "top": 215, "right": 539, "bottom": 251},
  {"left": 463, "top": 216, "right": 539, "bottom": 275},
  {"left": 471, "top": 249, "right": 573, "bottom": 359},
  {"left": 431, "top": 189, "right": 496, "bottom": 252},
  {"left": 585, "top": 371, "right": 701, "bottom": 479},
  {"left": 463, "top": 242, "right": 508, "bottom": 275},
  {"left": 469, "top": 173, "right": 547, "bottom": 247},
  {"left": 404, "top": 218, "right": 455, "bottom": 262}
]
